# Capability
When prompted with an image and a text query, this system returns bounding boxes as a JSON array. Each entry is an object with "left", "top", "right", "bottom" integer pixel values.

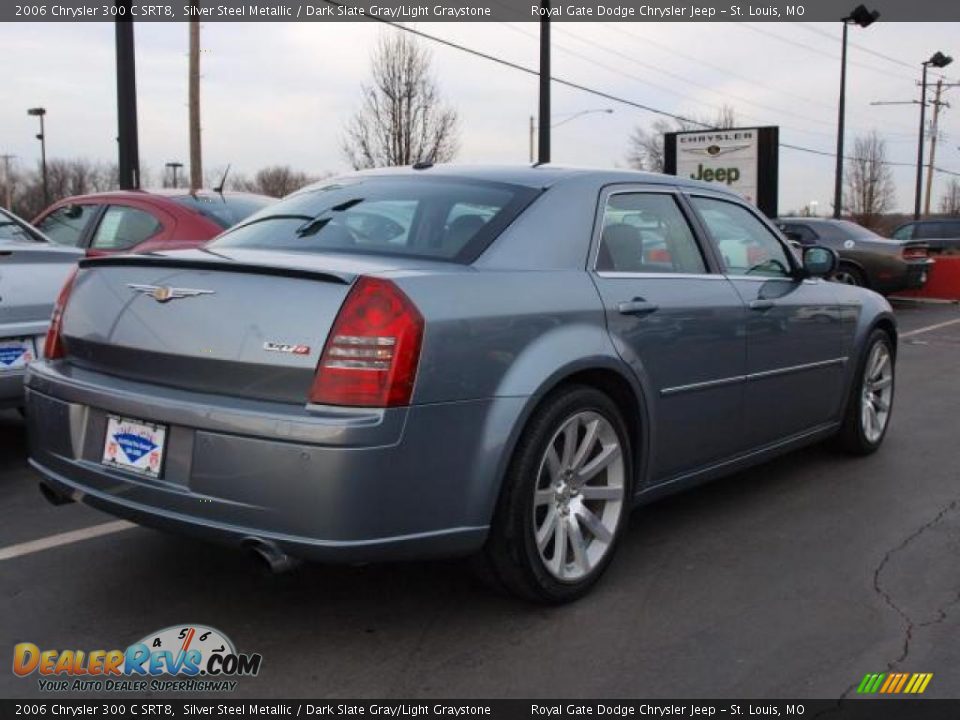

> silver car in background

[
  {"left": 0, "top": 208, "right": 82, "bottom": 409},
  {"left": 26, "top": 166, "right": 897, "bottom": 602}
]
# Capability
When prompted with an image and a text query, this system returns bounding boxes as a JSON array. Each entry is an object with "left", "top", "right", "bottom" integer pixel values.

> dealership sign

[{"left": 664, "top": 126, "right": 779, "bottom": 218}]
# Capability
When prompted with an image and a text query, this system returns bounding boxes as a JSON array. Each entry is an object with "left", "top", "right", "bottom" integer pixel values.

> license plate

[
  {"left": 101, "top": 415, "right": 168, "bottom": 478},
  {"left": 0, "top": 338, "right": 36, "bottom": 373}
]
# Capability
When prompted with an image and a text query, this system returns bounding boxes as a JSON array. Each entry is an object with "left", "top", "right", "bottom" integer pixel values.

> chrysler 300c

[{"left": 26, "top": 165, "right": 896, "bottom": 602}]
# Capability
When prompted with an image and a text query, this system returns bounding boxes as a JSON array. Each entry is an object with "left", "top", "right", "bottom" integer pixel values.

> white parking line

[
  {"left": 901, "top": 317, "right": 960, "bottom": 338},
  {"left": 0, "top": 521, "right": 135, "bottom": 562}
]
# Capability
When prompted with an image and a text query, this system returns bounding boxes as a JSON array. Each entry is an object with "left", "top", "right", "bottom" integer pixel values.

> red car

[{"left": 32, "top": 189, "right": 273, "bottom": 256}]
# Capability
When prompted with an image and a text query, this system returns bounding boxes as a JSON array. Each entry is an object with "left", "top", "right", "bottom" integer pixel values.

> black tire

[
  {"left": 479, "top": 385, "right": 633, "bottom": 604},
  {"left": 836, "top": 328, "right": 896, "bottom": 455},
  {"left": 831, "top": 264, "right": 867, "bottom": 288}
]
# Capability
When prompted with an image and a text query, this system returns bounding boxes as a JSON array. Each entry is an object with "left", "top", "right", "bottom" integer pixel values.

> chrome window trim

[
  {"left": 660, "top": 357, "right": 848, "bottom": 397},
  {"left": 595, "top": 271, "right": 728, "bottom": 281}
]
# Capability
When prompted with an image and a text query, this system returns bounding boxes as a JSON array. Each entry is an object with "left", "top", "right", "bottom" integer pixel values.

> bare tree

[
  {"left": 940, "top": 178, "right": 960, "bottom": 216},
  {"left": 9, "top": 158, "right": 120, "bottom": 220},
  {"left": 626, "top": 105, "right": 738, "bottom": 173},
  {"left": 844, "top": 131, "right": 896, "bottom": 229},
  {"left": 342, "top": 32, "right": 459, "bottom": 170},
  {"left": 230, "top": 165, "right": 325, "bottom": 198}
]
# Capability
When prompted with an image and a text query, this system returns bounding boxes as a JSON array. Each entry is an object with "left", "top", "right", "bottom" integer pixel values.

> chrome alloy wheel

[
  {"left": 532, "top": 411, "right": 625, "bottom": 582},
  {"left": 861, "top": 342, "right": 893, "bottom": 443}
]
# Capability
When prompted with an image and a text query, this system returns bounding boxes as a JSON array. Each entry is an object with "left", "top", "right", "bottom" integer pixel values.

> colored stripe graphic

[{"left": 857, "top": 672, "right": 933, "bottom": 694}]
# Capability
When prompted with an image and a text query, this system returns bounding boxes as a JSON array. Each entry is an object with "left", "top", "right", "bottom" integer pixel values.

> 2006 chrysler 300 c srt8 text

[{"left": 26, "top": 165, "right": 897, "bottom": 602}]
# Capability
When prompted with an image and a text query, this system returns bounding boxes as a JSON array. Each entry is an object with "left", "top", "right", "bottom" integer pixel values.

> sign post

[{"left": 664, "top": 126, "right": 779, "bottom": 218}]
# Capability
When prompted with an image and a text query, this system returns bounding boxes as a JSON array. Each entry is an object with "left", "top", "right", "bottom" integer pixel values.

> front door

[
  {"left": 688, "top": 194, "right": 846, "bottom": 448},
  {"left": 590, "top": 187, "right": 748, "bottom": 484}
]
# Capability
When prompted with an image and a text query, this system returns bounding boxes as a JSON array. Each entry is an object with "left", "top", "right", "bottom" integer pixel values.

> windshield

[
  {"left": 209, "top": 177, "right": 540, "bottom": 263},
  {"left": 170, "top": 193, "right": 273, "bottom": 230}
]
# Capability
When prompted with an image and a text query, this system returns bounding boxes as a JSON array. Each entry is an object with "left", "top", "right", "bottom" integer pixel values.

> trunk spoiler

[{"left": 78, "top": 253, "right": 353, "bottom": 285}]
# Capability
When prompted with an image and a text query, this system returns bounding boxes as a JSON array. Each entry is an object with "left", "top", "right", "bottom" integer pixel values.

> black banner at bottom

[{"left": 2, "top": 700, "right": 960, "bottom": 720}]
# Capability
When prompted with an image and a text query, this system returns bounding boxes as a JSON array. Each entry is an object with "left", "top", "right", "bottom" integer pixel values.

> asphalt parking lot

[{"left": 2, "top": 300, "right": 959, "bottom": 700}]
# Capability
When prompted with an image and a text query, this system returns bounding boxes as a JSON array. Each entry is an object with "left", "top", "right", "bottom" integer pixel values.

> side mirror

[{"left": 802, "top": 245, "right": 838, "bottom": 278}]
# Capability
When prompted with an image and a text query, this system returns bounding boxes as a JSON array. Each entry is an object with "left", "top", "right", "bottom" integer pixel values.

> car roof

[
  {"left": 47, "top": 189, "right": 270, "bottom": 204},
  {"left": 303, "top": 164, "right": 743, "bottom": 197}
]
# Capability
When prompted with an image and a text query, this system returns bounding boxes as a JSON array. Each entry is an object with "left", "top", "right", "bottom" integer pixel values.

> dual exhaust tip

[{"left": 38, "top": 481, "right": 301, "bottom": 575}]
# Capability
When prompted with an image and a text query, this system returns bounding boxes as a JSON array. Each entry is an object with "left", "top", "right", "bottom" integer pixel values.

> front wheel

[
  {"left": 837, "top": 329, "right": 895, "bottom": 455},
  {"left": 481, "top": 385, "right": 632, "bottom": 603}
]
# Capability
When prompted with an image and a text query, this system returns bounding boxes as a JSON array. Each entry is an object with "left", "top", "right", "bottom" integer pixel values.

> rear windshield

[
  {"left": 208, "top": 177, "right": 540, "bottom": 263},
  {"left": 170, "top": 194, "right": 273, "bottom": 229}
]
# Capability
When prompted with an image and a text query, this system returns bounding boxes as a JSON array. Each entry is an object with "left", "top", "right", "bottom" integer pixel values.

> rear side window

[
  {"left": 210, "top": 178, "right": 539, "bottom": 263},
  {"left": 596, "top": 193, "right": 706, "bottom": 274},
  {"left": 91, "top": 206, "right": 163, "bottom": 250},
  {"left": 35, "top": 204, "right": 98, "bottom": 247}
]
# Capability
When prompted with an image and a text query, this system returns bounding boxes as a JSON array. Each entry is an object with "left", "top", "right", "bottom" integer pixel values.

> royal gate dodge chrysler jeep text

[{"left": 26, "top": 166, "right": 897, "bottom": 602}]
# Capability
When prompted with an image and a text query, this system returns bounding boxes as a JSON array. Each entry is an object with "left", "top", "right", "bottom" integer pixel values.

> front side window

[
  {"left": 90, "top": 206, "right": 163, "bottom": 250},
  {"left": 210, "top": 177, "right": 539, "bottom": 263},
  {"left": 692, "top": 197, "right": 792, "bottom": 278},
  {"left": 777, "top": 223, "right": 817, "bottom": 246},
  {"left": 596, "top": 193, "right": 706, "bottom": 274},
  {"left": 35, "top": 204, "right": 98, "bottom": 247}
]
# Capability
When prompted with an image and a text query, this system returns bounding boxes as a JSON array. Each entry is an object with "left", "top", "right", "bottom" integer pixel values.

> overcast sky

[{"left": 2, "top": 20, "right": 958, "bottom": 213}]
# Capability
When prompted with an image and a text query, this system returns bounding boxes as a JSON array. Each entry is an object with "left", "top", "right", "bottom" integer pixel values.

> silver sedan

[{"left": 26, "top": 166, "right": 896, "bottom": 602}]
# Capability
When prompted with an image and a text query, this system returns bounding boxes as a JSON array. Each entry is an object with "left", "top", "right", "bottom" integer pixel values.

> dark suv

[{"left": 891, "top": 219, "right": 960, "bottom": 253}]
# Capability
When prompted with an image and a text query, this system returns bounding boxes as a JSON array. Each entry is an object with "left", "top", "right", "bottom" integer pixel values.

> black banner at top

[{"left": 4, "top": 0, "right": 960, "bottom": 22}]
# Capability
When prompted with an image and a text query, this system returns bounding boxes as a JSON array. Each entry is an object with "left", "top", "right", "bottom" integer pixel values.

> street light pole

[
  {"left": 27, "top": 107, "right": 48, "bottom": 206},
  {"left": 833, "top": 4, "right": 879, "bottom": 219},
  {"left": 529, "top": 109, "right": 614, "bottom": 163},
  {"left": 165, "top": 161, "right": 183, "bottom": 189}
]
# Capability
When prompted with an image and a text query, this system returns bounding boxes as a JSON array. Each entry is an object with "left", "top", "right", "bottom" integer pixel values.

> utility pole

[
  {"left": 188, "top": 7, "right": 202, "bottom": 192},
  {"left": 1, "top": 155, "right": 14, "bottom": 211},
  {"left": 529, "top": 115, "right": 535, "bottom": 164},
  {"left": 924, "top": 80, "right": 944, "bottom": 216}
]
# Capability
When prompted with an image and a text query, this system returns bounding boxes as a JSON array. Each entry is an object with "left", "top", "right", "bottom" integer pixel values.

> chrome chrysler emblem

[{"left": 128, "top": 284, "right": 215, "bottom": 303}]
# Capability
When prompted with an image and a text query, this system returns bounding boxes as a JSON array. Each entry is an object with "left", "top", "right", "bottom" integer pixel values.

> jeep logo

[
  {"left": 691, "top": 164, "right": 741, "bottom": 185},
  {"left": 690, "top": 164, "right": 740, "bottom": 185}
]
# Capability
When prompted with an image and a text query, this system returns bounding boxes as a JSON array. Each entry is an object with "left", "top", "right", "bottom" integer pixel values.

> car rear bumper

[{"left": 26, "top": 361, "right": 522, "bottom": 563}]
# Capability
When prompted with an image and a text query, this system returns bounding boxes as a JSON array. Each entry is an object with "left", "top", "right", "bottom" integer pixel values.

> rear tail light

[
  {"left": 903, "top": 245, "right": 929, "bottom": 261},
  {"left": 43, "top": 267, "right": 79, "bottom": 360},
  {"left": 309, "top": 276, "right": 424, "bottom": 407}
]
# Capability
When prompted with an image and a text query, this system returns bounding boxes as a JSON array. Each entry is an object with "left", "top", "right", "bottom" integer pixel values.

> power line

[{"left": 322, "top": 3, "right": 960, "bottom": 178}]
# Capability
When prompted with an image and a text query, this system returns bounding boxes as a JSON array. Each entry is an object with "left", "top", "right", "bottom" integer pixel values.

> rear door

[
  {"left": 589, "top": 185, "right": 748, "bottom": 483},
  {"left": 87, "top": 202, "right": 171, "bottom": 256},
  {"left": 689, "top": 194, "right": 846, "bottom": 448}
]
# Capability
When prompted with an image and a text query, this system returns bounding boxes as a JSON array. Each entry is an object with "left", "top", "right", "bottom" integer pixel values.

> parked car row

[{"left": 16, "top": 165, "right": 900, "bottom": 602}]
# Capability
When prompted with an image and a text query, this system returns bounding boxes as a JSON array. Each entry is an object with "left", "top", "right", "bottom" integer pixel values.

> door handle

[
  {"left": 618, "top": 298, "right": 659, "bottom": 316},
  {"left": 749, "top": 299, "right": 775, "bottom": 311}
]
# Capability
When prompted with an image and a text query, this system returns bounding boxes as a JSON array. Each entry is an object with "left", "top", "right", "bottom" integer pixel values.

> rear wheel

[
  {"left": 481, "top": 385, "right": 632, "bottom": 603},
  {"left": 837, "top": 329, "right": 895, "bottom": 455}
]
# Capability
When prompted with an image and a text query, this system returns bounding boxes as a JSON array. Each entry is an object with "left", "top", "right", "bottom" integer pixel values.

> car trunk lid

[{"left": 59, "top": 250, "right": 368, "bottom": 404}]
